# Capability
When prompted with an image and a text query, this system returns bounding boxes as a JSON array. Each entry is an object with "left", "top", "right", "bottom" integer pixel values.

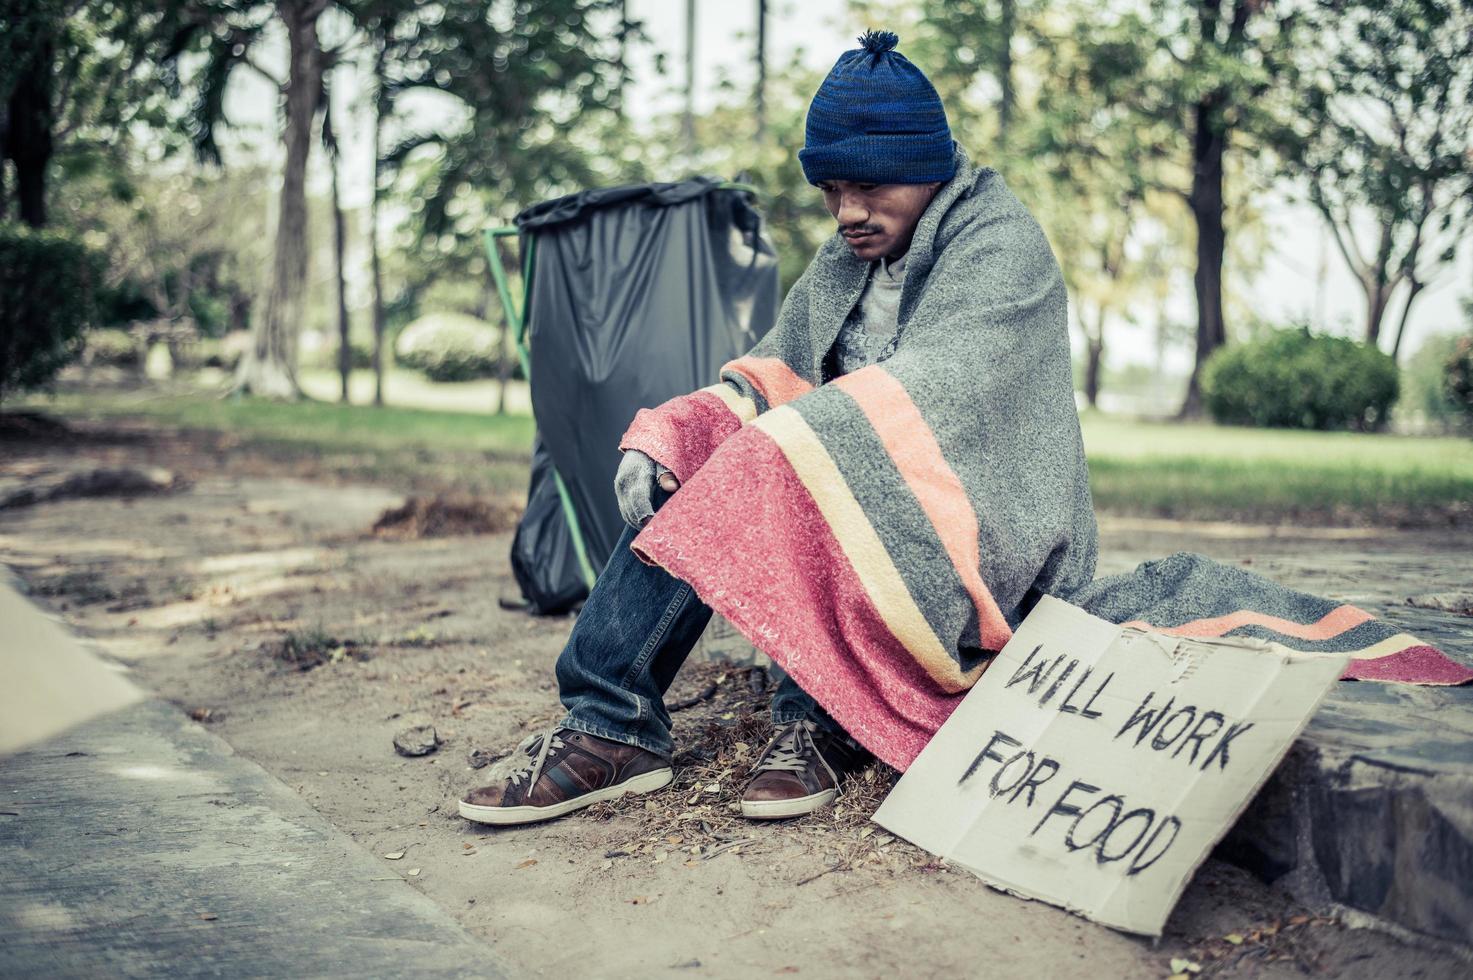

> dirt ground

[{"left": 2, "top": 417, "right": 1469, "bottom": 979}]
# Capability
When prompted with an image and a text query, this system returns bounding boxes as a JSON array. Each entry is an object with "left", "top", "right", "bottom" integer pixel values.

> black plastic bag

[
  {"left": 506, "top": 178, "right": 779, "bottom": 613},
  {"left": 508, "top": 435, "right": 588, "bottom": 615}
]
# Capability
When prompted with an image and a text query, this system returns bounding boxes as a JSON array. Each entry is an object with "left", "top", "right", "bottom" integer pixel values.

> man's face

[{"left": 817, "top": 180, "right": 942, "bottom": 262}]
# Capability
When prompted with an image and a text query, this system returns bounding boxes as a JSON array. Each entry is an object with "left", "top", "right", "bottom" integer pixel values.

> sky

[{"left": 219, "top": 0, "right": 1471, "bottom": 369}]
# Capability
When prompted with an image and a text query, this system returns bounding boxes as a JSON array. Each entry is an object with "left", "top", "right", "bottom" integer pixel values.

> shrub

[
  {"left": 84, "top": 328, "right": 143, "bottom": 368},
  {"left": 1445, "top": 335, "right": 1473, "bottom": 428},
  {"left": 1399, "top": 332, "right": 1469, "bottom": 431},
  {"left": 1202, "top": 327, "right": 1400, "bottom": 431},
  {"left": 395, "top": 312, "right": 510, "bottom": 382},
  {"left": 0, "top": 224, "right": 103, "bottom": 403}
]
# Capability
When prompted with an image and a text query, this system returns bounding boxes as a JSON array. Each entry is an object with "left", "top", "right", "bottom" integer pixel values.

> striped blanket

[{"left": 621, "top": 147, "right": 1473, "bottom": 771}]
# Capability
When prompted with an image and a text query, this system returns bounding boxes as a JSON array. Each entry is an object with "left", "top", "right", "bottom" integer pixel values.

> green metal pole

[
  {"left": 715, "top": 181, "right": 759, "bottom": 195},
  {"left": 482, "top": 227, "right": 598, "bottom": 592}
]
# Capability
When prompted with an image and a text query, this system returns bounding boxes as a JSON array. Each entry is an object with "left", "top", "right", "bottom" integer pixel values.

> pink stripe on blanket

[
  {"left": 1341, "top": 645, "right": 1473, "bottom": 685},
  {"left": 1120, "top": 604, "right": 1375, "bottom": 641},
  {"left": 1121, "top": 609, "right": 1471, "bottom": 686},
  {"left": 722, "top": 356, "right": 814, "bottom": 408},
  {"left": 631, "top": 424, "right": 962, "bottom": 770},
  {"left": 833, "top": 367, "right": 1013, "bottom": 652},
  {"left": 619, "top": 389, "right": 747, "bottom": 484}
]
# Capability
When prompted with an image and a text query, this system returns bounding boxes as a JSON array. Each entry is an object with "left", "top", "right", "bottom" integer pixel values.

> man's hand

[{"left": 614, "top": 450, "right": 680, "bottom": 529}]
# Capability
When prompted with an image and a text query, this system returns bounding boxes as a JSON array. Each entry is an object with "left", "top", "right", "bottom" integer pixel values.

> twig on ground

[
  {"left": 669, "top": 682, "right": 719, "bottom": 712},
  {"left": 794, "top": 861, "right": 848, "bottom": 886},
  {"left": 701, "top": 837, "right": 757, "bottom": 860}
]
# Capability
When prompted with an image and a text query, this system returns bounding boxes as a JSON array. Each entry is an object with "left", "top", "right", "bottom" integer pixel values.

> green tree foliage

[
  {"left": 1023, "top": 20, "right": 1181, "bottom": 407},
  {"left": 1202, "top": 327, "right": 1400, "bottom": 431},
  {"left": 0, "top": 0, "right": 193, "bottom": 227},
  {"left": 0, "top": 224, "right": 103, "bottom": 403},
  {"left": 651, "top": 55, "right": 833, "bottom": 292},
  {"left": 54, "top": 164, "right": 270, "bottom": 338},
  {"left": 358, "top": 0, "right": 631, "bottom": 403},
  {"left": 1284, "top": 0, "right": 1473, "bottom": 358},
  {"left": 905, "top": 0, "right": 1031, "bottom": 148},
  {"left": 381, "top": 0, "right": 628, "bottom": 248}
]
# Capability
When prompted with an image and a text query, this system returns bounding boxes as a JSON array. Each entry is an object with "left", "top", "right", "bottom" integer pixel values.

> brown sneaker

[
  {"left": 458, "top": 728, "right": 672, "bottom": 826},
  {"left": 740, "top": 720, "right": 872, "bottom": 820}
]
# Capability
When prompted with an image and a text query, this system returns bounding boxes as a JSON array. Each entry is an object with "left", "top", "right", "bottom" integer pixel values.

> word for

[{"left": 959, "top": 729, "right": 1182, "bottom": 876}]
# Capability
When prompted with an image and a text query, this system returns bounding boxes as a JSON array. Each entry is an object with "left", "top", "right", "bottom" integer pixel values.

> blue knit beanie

[{"left": 799, "top": 30, "right": 955, "bottom": 185}]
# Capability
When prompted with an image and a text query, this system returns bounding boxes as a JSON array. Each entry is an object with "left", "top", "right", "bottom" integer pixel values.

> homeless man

[{"left": 458, "top": 29, "right": 1098, "bottom": 826}]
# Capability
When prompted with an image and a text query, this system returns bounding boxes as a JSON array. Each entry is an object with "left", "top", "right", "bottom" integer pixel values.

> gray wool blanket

[{"left": 618, "top": 146, "right": 1471, "bottom": 770}]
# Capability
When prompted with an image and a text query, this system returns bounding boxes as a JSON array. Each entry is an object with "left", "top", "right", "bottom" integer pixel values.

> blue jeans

[{"left": 556, "top": 512, "right": 835, "bottom": 759}]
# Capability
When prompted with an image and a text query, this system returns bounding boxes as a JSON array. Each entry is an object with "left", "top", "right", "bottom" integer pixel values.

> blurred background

[{"left": 3, "top": 0, "right": 1471, "bottom": 527}]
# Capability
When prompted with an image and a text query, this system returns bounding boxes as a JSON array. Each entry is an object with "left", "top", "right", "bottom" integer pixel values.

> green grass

[
  {"left": 1080, "top": 412, "right": 1473, "bottom": 524},
  {"left": 20, "top": 383, "right": 537, "bottom": 496},
  {"left": 13, "top": 385, "right": 1473, "bottom": 525},
  {"left": 295, "top": 367, "right": 531, "bottom": 415}
]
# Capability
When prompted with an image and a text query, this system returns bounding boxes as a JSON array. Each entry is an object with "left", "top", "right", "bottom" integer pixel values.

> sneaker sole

[
  {"left": 457, "top": 767, "right": 674, "bottom": 826},
  {"left": 740, "top": 787, "right": 837, "bottom": 820}
]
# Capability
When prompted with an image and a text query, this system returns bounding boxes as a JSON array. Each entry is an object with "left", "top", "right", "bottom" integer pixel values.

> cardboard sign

[
  {"left": 873, "top": 596, "right": 1348, "bottom": 936},
  {"left": 1, "top": 575, "right": 142, "bottom": 755}
]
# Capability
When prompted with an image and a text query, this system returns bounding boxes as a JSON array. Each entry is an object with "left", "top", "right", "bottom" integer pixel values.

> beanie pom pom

[{"left": 857, "top": 29, "right": 899, "bottom": 55}]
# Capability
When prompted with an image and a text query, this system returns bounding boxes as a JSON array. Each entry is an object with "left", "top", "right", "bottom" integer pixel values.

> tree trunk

[
  {"left": 496, "top": 330, "right": 513, "bottom": 415},
  {"left": 370, "top": 50, "right": 387, "bottom": 409},
  {"left": 682, "top": 0, "right": 696, "bottom": 156},
  {"left": 7, "top": 35, "right": 54, "bottom": 228},
  {"left": 615, "top": 0, "right": 629, "bottom": 115},
  {"left": 1389, "top": 280, "right": 1423, "bottom": 362},
  {"left": 235, "top": 0, "right": 323, "bottom": 399},
  {"left": 1363, "top": 276, "right": 1392, "bottom": 348},
  {"left": 755, "top": 0, "right": 767, "bottom": 143},
  {"left": 0, "top": 95, "right": 7, "bottom": 223},
  {"left": 1084, "top": 309, "right": 1105, "bottom": 409},
  {"left": 1181, "top": 96, "right": 1228, "bottom": 418},
  {"left": 997, "top": 0, "right": 1015, "bottom": 145},
  {"left": 0, "top": 134, "right": 8, "bottom": 223},
  {"left": 495, "top": 241, "right": 513, "bottom": 416},
  {"left": 330, "top": 118, "right": 350, "bottom": 404}
]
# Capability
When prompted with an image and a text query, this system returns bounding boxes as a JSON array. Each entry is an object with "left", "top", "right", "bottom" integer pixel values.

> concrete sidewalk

[{"left": 0, "top": 586, "right": 503, "bottom": 979}]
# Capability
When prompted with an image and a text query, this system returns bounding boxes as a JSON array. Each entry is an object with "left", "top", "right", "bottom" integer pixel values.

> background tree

[
  {"left": 1074, "top": 0, "right": 1302, "bottom": 415},
  {"left": 339, "top": 0, "right": 415, "bottom": 406},
  {"left": 360, "top": 0, "right": 628, "bottom": 413},
  {"left": 320, "top": 70, "right": 352, "bottom": 402},
  {"left": 910, "top": 0, "right": 1028, "bottom": 148},
  {"left": 188, "top": 0, "right": 339, "bottom": 398},
  {"left": 1026, "top": 23, "right": 1180, "bottom": 408},
  {"left": 1286, "top": 0, "right": 1473, "bottom": 358}
]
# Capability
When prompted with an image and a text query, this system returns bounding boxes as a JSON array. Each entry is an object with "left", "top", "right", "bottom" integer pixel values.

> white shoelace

[
  {"left": 753, "top": 721, "right": 826, "bottom": 775},
  {"left": 504, "top": 729, "right": 566, "bottom": 789}
]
